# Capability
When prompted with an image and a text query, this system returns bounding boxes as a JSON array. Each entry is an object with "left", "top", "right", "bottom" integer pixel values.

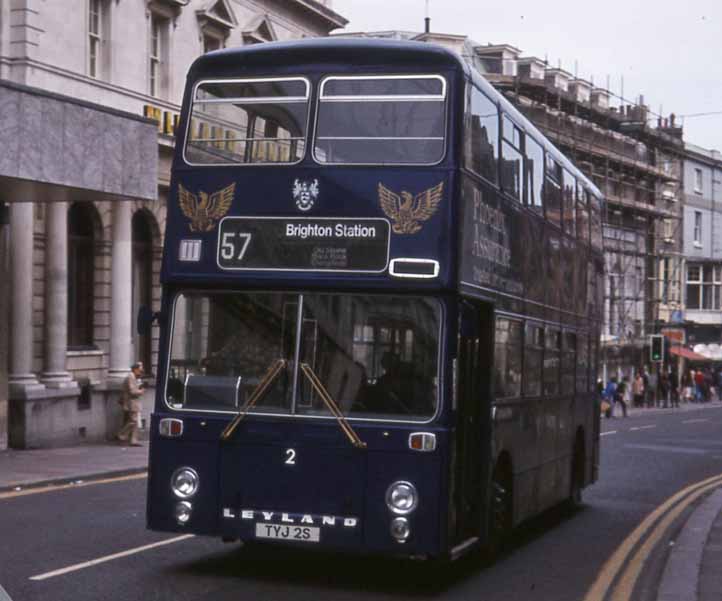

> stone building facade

[
  {"left": 0, "top": 0, "right": 346, "bottom": 449},
  {"left": 679, "top": 144, "right": 722, "bottom": 359}
]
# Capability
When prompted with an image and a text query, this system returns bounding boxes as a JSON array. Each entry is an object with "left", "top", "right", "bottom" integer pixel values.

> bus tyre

[{"left": 485, "top": 461, "right": 512, "bottom": 560}]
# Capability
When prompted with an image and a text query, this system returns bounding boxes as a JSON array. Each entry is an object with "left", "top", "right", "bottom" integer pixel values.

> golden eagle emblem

[
  {"left": 178, "top": 182, "right": 235, "bottom": 232},
  {"left": 378, "top": 181, "right": 444, "bottom": 234}
]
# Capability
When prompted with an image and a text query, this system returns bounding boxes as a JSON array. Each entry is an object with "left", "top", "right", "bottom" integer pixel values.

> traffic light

[{"left": 650, "top": 335, "right": 664, "bottom": 362}]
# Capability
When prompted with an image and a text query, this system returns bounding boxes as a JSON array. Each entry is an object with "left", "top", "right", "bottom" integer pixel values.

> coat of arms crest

[
  {"left": 378, "top": 181, "right": 444, "bottom": 234},
  {"left": 292, "top": 178, "right": 319, "bottom": 211},
  {"left": 178, "top": 183, "right": 235, "bottom": 232}
]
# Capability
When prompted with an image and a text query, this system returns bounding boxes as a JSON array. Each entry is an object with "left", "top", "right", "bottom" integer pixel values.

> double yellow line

[
  {"left": 0, "top": 473, "right": 148, "bottom": 501},
  {"left": 584, "top": 472, "right": 722, "bottom": 601}
]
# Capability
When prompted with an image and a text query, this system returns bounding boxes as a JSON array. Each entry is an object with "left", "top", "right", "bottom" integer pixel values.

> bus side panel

[{"left": 147, "top": 436, "right": 220, "bottom": 536}]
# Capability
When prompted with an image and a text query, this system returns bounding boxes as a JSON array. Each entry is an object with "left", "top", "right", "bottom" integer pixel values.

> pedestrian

[
  {"left": 116, "top": 361, "right": 145, "bottom": 446},
  {"left": 632, "top": 371, "right": 645, "bottom": 408},
  {"left": 616, "top": 376, "right": 629, "bottom": 418},
  {"left": 647, "top": 369, "right": 658, "bottom": 408},
  {"left": 682, "top": 369, "right": 693, "bottom": 403},
  {"left": 695, "top": 368, "right": 705, "bottom": 403},
  {"left": 669, "top": 368, "right": 680, "bottom": 408},
  {"left": 660, "top": 371, "right": 669, "bottom": 408},
  {"left": 604, "top": 377, "right": 618, "bottom": 418},
  {"left": 704, "top": 368, "right": 714, "bottom": 402}
]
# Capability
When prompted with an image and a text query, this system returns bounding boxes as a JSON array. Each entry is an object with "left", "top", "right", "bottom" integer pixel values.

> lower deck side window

[{"left": 494, "top": 317, "right": 522, "bottom": 398}]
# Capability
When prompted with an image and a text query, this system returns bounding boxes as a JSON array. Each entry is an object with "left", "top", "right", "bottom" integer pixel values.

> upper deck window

[
  {"left": 501, "top": 114, "right": 524, "bottom": 202},
  {"left": 526, "top": 136, "right": 544, "bottom": 214},
  {"left": 465, "top": 86, "right": 499, "bottom": 183},
  {"left": 184, "top": 78, "right": 309, "bottom": 165},
  {"left": 314, "top": 75, "right": 447, "bottom": 165}
]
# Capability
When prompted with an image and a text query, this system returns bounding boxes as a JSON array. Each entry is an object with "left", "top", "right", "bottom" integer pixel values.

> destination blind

[{"left": 217, "top": 217, "right": 390, "bottom": 272}]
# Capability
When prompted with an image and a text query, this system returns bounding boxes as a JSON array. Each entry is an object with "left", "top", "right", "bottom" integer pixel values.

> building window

[
  {"left": 661, "top": 257, "right": 670, "bottom": 304},
  {"left": 663, "top": 218, "right": 673, "bottom": 242},
  {"left": 149, "top": 14, "right": 169, "bottom": 98},
  {"left": 694, "top": 210, "right": 703, "bottom": 246},
  {"left": 203, "top": 34, "right": 222, "bottom": 53},
  {"left": 89, "top": 0, "right": 101, "bottom": 77},
  {"left": 694, "top": 168, "right": 703, "bottom": 194},
  {"left": 68, "top": 203, "right": 98, "bottom": 348},
  {"left": 88, "top": 0, "right": 110, "bottom": 79},
  {"left": 686, "top": 264, "right": 722, "bottom": 310}
]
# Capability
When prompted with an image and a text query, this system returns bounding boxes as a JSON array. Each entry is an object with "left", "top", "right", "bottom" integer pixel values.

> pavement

[
  {"left": 0, "top": 442, "right": 148, "bottom": 492},
  {"left": 1, "top": 402, "right": 722, "bottom": 600}
]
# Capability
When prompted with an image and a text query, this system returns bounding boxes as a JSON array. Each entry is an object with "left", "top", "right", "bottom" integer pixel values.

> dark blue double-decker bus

[{"left": 146, "top": 38, "right": 604, "bottom": 560}]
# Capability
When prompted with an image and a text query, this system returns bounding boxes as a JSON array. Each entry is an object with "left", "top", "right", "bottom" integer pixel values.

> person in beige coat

[{"left": 116, "top": 362, "right": 145, "bottom": 446}]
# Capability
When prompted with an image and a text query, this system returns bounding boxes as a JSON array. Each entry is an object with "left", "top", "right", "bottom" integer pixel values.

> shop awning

[{"left": 669, "top": 346, "right": 711, "bottom": 361}]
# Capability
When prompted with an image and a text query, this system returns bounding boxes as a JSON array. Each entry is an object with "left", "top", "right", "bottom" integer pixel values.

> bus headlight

[
  {"left": 174, "top": 501, "right": 193, "bottom": 525},
  {"left": 385, "top": 481, "right": 418, "bottom": 515},
  {"left": 390, "top": 517, "right": 411, "bottom": 543},
  {"left": 171, "top": 467, "right": 199, "bottom": 499}
]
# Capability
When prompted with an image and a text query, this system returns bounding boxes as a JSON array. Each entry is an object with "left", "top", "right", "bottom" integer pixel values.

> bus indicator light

[
  {"left": 160, "top": 418, "right": 184, "bottom": 438},
  {"left": 409, "top": 432, "right": 436, "bottom": 452}
]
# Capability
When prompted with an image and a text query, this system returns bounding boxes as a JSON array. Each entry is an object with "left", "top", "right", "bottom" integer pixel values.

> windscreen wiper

[
  {"left": 221, "top": 358, "right": 287, "bottom": 442},
  {"left": 300, "top": 363, "right": 367, "bottom": 450}
]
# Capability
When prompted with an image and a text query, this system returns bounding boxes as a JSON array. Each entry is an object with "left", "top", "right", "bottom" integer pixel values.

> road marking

[
  {"left": 629, "top": 425, "right": 656, "bottom": 431},
  {"left": 638, "top": 425, "right": 656, "bottom": 430},
  {"left": 610, "top": 479, "right": 722, "bottom": 601},
  {"left": 0, "top": 473, "right": 147, "bottom": 501},
  {"left": 583, "top": 472, "right": 722, "bottom": 601},
  {"left": 601, "top": 431, "right": 617, "bottom": 436},
  {"left": 683, "top": 418, "right": 709, "bottom": 424},
  {"left": 29, "top": 534, "right": 195, "bottom": 581},
  {"left": 624, "top": 443, "right": 707, "bottom": 455},
  {"left": 0, "top": 584, "right": 14, "bottom": 600}
]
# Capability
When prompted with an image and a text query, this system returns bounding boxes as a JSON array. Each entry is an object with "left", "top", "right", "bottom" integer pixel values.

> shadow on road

[{"left": 165, "top": 503, "right": 585, "bottom": 598}]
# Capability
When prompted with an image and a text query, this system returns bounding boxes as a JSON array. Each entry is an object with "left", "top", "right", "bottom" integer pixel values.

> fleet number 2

[{"left": 285, "top": 449, "right": 296, "bottom": 465}]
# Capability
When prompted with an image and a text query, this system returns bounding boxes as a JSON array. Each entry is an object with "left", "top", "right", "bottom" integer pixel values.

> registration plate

[{"left": 255, "top": 523, "right": 320, "bottom": 543}]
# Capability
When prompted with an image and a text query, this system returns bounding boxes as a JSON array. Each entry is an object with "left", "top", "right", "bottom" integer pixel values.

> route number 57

[{"left": 220, "top": 231, "right": 252, "bottom": 261}]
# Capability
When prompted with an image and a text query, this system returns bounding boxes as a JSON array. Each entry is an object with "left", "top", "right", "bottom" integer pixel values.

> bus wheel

[
  {"left": 567, "top": 436, "right": 585, "bottom": 510},
  {"left": 486, "top": 460, "right": 512, "bottom": 559}
]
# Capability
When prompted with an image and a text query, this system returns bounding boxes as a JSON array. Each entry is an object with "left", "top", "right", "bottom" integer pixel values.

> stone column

[
  {"left": 9, "top": 203, "right": 43, "bottom": 392},
  {"left": 42, "top": 202, "right": 73, "bottom": 386},
  {"left": 108, "top": 202, "right": 133, "bottom": 378}
]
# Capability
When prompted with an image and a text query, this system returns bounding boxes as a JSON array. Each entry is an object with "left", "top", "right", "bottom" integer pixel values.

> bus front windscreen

[{"left": 166, "top": 292, "right": 441, "bottom": 422}]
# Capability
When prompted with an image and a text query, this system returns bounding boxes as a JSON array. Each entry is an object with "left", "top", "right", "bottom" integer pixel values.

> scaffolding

[{"left": 489, "top": 73, "right": 684, "bottom": 369}]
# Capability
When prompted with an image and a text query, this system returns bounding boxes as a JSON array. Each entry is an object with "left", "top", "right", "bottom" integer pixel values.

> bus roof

[
  {"left": 188, "top": 37, "right": 465, "bottom": 78},
  {"left": 186, "top": 37, "right": 602, "bottom": 200}
]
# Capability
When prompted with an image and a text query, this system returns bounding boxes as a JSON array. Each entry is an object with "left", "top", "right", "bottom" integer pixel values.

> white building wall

[
  {"left": 0, "top": 0, "right": 347, "bottom": 448},
  {"left": 2, "top": 1, "right": 346, "bottom": 124}
]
